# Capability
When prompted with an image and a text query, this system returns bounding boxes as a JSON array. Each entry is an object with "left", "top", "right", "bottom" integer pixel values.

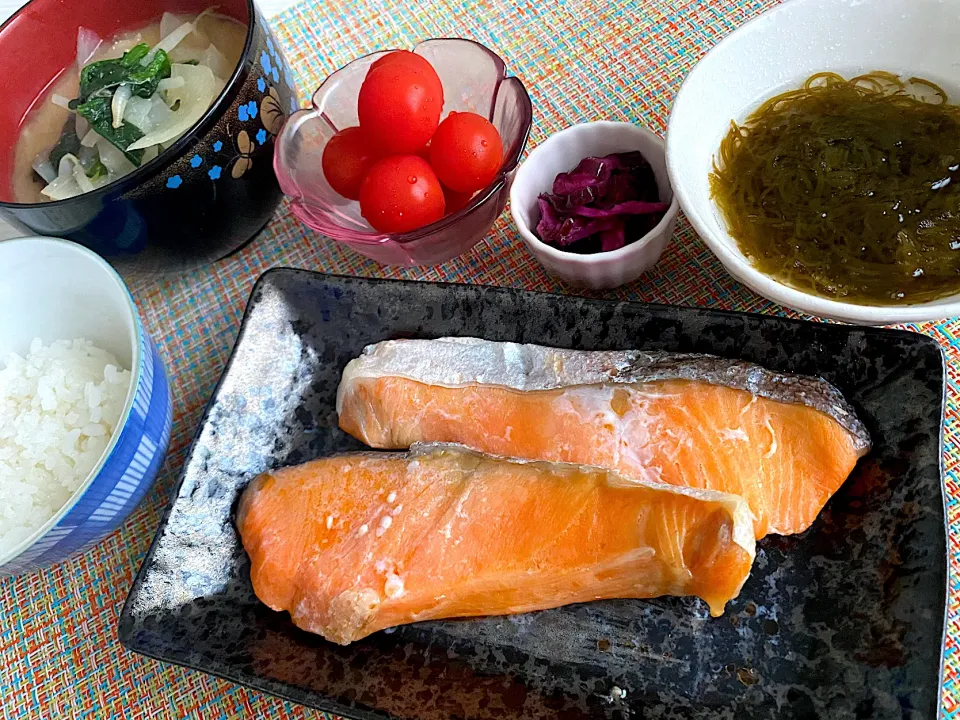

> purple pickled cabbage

[
  {"left": 537, "top": 196, "right": 618, "bottom": 247},
  {"left": 534, "top": 150, "right": 667, "bottom": 254},
  {"left": 573, "top": 200, "right": 669, "bottom": 218},
  {"left": 537, "top": 197, "right": 562, "bottom": 238},
  {"left": 550, "top": 156, "right": 614, "bottom": 206},
  {"left": 554, "top": 217, "right": 619, "bottom": 246},
  {"left": 598, "top": 224, "right": 626, "bottom": 252}
]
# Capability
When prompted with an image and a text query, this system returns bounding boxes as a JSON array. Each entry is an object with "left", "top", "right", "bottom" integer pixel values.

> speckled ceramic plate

[{"left": 119, "top": 270, "right": 947, "bottom": 720}]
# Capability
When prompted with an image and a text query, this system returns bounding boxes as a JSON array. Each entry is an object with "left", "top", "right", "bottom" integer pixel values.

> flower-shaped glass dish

[{"left": 274, "top": 38, "right": 532, "bottom": 266}]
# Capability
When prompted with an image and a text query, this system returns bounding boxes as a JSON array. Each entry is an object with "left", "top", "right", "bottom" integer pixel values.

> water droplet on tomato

[
  {"left": 407, "top": 175, "right": 418, "bottom": 184},
  {"left": 480, "top": 139, "right": 488, "bottom": 147}
]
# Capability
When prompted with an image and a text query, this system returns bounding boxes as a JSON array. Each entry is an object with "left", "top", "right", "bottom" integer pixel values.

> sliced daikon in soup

[
  {"left": 127, "top": 63, "right": 218, "bottom": 150},
  {"left": 77, "top": 28, "right": 103, "bottom": 67},
  {"left": 123, "top": 94, "right": 175, "bottom": 135},
  {"left": 96, "top": 137, "right": 136, "bottom": 177},
  {"left": 160, "top": 12, "right": 192, "bottom": 40},
  {"left": 198, "top": 44, "right": 230, "bottom": 80},
  {"left": 41, "top": 153, "right": 108, "bottom": 200}
]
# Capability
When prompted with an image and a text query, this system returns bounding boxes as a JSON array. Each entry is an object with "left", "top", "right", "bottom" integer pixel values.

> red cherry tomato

[
  {"left": 443, "top": 185, "right": 475, "bottom": 214},
  {"left": 370, "top": 50, "right": 438, "bottom": 78},
  {"left": 359, "top": 155, "right": 446, "bottom": 233},
  {"left": 358, "top": 62, "right": 443, "bottom": 154},
  {"left": 321, "top": 127, "right": 379, "bottom": 200},
  {"left": 428, "top": 112, "right": 503, "bottom": 193}
]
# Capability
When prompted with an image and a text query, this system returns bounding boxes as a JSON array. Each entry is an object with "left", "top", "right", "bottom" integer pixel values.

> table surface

[{"left": 3, "top": 0, "right": 958, "bottom": 718}]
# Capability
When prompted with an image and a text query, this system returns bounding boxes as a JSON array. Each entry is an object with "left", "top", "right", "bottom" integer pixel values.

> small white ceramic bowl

[
  {"left": 0, "top": 237, "right": 172, "bottom": 576},
  {"left": 510, "top": 121, "right": 680, "bottom": 290},
  {"left": 667, "top": 0, "right": 960, "bottom": 325}
]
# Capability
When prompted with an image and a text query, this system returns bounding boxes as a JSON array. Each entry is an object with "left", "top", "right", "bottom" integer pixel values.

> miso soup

[{"left": 11, "top": 10, "right": 246, "bottom": 203}]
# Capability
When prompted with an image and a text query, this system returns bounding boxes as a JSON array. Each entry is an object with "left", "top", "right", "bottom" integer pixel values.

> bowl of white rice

[{"left": 0, "top": 237, "right": 172, "bottom": 576}]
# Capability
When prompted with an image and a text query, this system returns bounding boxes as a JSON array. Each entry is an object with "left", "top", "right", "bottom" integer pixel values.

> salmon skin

[
  {"left": 337, "top": 338, "right": 871, "bottom": 539},
  {"left": 237, "top": 444, "right": 756, "bottom": 645}
]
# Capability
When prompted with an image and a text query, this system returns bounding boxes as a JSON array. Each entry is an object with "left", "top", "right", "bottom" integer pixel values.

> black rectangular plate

[{"left": 120, "top": 270, "right": 947, "bottom": 720}]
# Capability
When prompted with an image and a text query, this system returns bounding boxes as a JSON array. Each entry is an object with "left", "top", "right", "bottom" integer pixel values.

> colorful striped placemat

[{"left": 2, "top": 0, "right": 956, "bottom": 717}]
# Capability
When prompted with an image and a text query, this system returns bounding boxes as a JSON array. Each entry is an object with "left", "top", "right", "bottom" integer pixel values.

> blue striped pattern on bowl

[{"left": 0, "top": 331, "right": 172, "bottom": 576}]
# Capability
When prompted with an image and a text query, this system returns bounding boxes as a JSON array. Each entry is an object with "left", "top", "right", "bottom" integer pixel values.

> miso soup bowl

[
  {"left": 667, "top": 0, "right": 960, "bottom": 325},
  {"left": 0, "top": 0, "right": 298, "bottom": 274}
]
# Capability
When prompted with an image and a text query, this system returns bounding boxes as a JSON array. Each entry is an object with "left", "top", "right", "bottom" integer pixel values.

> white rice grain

[{"left": 0, "top": 338, "right": 131, "bottom": 554}]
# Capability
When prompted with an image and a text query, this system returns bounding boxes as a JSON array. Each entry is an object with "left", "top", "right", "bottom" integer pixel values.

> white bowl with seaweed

[{"left": 668, "top": 0, "right": 960, "bottom": 325}]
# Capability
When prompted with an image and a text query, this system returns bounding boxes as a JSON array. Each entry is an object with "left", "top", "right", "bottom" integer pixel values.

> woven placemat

[{"left": 2, "top": 0, "right": 955, "bottom": 717}]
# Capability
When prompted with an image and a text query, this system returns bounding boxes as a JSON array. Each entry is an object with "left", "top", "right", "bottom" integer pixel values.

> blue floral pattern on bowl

[
  {"left": 158, "top": 11, "right": 297, "bottom": 199},
  {"left": 238, "top": 100, "right": 258, "bottom": 121},
  {"left": 163, "top": 81, "right": 290, "bottom": 188}
]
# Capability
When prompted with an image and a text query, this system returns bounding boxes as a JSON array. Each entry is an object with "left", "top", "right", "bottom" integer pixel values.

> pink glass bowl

[{"left": 274, "top": 39, "right": 533, "bottom": 266}]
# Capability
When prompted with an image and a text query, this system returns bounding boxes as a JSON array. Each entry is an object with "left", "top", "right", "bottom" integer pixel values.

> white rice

[{"left": 0, "top": 338, "right": 131, "bottom": 555}]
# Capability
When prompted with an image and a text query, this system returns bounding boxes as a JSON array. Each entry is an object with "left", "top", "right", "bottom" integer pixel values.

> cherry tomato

[
  {"left": 428, "top": 112, "right": 503, "bottom": 193},
  {"left": 321, "top": 127, "right": 380, "bottom": 200},
  {"left": 370, "top": 50, "right": 438, "bottom": 78},
  {"left": 443, "top": 185, "right": 475, "bottom": 214},
  {"left": 358, "top": 62, "right": 443, "bottom": 154},
  {"left": 359, "top": 155, "right": 446, "bottom": 233}
]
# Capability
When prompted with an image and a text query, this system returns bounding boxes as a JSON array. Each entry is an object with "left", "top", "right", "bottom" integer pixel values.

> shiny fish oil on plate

[{"left": 120, "top": 272, "right": 946, "bottom": 720}]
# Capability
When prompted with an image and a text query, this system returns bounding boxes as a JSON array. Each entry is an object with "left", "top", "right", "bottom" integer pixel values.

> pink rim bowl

[{"left": 274, "top": 38, "right": 533, "bottom": 267}]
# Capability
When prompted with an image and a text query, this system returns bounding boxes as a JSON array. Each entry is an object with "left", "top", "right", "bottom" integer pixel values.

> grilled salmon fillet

[
  {"left": 236, "top": 444, "right": 756, "bottom": 645},
  {"left": 337, "top": 338, "right": 871, "bottom": 539}
]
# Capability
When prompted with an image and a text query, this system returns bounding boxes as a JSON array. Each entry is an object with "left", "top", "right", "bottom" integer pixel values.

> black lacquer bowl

[
  {"left": 0, "top": 0, "right": 296, "bottom": 273},
  {"left": 120, "top": 271, "right": 948, "bottom": 719}
]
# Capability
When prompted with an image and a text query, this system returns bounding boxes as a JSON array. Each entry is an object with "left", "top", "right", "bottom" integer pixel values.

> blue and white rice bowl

[{"left": 0, "top": 237, "right": 172, "bottom": 576}]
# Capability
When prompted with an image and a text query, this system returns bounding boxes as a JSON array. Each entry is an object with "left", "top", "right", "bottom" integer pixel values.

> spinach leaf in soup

[
  {"left": 86, "top": 158, "right": 108, "bottom": 179},
  {"left": 125, "top": 49, "right": 173, "bottom": 98},
  {"left": 78, "top": 146, "right": 109, "bottom": 179},
  {"left": 48, "top": 116, "right": 82, "bottom": 169},
  {"left": 74, "top": 96, "right": 145, "bottom": 166},
  {"left": 73, "top": 43, "right": 172, "bottom": 103},
  {"left": 40, "top": 117, "right": 114, "bottom": 181}
]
